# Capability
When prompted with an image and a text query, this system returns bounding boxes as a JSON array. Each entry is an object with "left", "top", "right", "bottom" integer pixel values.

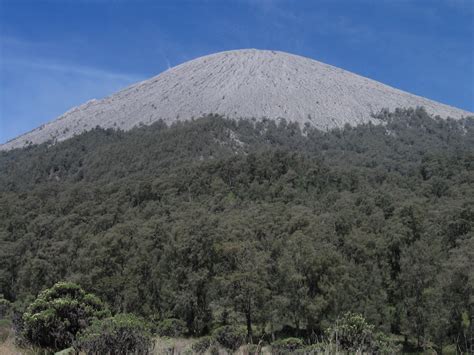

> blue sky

[{"left": 0, "top": 0, "right": 473, "bottom": 143}]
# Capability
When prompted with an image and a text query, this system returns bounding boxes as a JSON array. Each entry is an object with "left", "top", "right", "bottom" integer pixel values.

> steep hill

[{"left": 1, "top": 49, "right": 471, "bottom": 150}]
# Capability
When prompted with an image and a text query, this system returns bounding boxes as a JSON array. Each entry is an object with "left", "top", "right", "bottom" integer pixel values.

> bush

[
  {"left": 191, "top": 336, "right": 214, "bottom": 354},
  {"left": 246, "top": 343, "right": 264, "bottom": 354},
  {"left": 156, "top": 318, "right": 188, "bottom": 337},
  {"left": 272, "top": 337, "right": 304, "bottom": 352},
  {"left": 74, "top": 313, "right": 153, "bottom": 354},
  {"left": 0, "top": 296, "right": 12, "bottom": 319},
  {"left": 294, "top": 343, "right": 328, "bottom": 354},
  {"left": 372, "top": 332, "right": 401, "bottom": 354},
  {"left": 22, "top": 282, "right": 109, "bottom": 350},
  {"left": 326, "top": 312, "right": 375, "bottom": 352},
  {"left": 325, "top": 313, "right": 399, "bottom": 353},
  {"left": 212, "top": 325, "right": 246, "bottom": 350},
  {"left": 209, "top": 343, "right": 220, "bottom": 355}
]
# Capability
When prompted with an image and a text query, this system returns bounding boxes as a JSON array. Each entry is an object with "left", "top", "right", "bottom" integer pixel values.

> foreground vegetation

[
  {"left": 0, "top": 108, "right": 473, "bottom": 353},
  {"left": 0, "top": 282, "right": 399, "bottom": 353}
]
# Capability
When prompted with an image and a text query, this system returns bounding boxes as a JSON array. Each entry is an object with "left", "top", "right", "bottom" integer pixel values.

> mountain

[
  {"left": 1, "top": 48, "right": 473, "bottom": 353},
  {"left": 1, "top": 49, "right": 471, "bottom": 150}
]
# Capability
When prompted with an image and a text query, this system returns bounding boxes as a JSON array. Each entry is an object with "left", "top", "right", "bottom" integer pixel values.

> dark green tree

[{"left": 22, "top": 282, "right": 110, "bottom": 350}]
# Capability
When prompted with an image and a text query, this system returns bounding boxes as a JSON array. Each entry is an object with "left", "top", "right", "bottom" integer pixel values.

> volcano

[{"left": 1, "top": 49, "right": 471, "bottom": 150}]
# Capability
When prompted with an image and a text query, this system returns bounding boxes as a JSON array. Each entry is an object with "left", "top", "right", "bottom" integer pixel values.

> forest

[{"left": 0, "top": 108, "right": 472, "bottom": 353}]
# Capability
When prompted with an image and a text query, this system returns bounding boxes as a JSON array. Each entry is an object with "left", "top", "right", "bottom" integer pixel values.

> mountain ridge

[{"left": 2, "top": 49, "right": 472, "bottom": 150}]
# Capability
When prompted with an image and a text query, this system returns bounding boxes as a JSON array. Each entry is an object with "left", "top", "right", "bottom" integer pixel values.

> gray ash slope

[{"left": 2, "top": 49, "right": 472, "bottom": 150}]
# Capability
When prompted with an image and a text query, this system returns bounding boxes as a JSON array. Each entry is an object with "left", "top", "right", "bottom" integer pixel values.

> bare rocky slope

[{"left": 1, "top": 49, "right": 472, "bottom": 150}]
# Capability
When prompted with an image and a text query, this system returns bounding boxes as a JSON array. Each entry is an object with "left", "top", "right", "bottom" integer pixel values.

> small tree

[
  {"left": 327, "top": 312, "right": 374, "bottom": 352},
  {"left": 212, "top": 325, "right": 246, "bottom": 351},
  {"left": 22, "top": 282, "right": 110, "bottom": 350},
  {"left": 75, "top": 313, "right": 153, "bottom": 354}
]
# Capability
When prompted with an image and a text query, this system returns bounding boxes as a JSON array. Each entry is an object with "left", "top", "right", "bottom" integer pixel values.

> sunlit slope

[{"left": 2, "top": 49, "right": 471, "bottom": 150}]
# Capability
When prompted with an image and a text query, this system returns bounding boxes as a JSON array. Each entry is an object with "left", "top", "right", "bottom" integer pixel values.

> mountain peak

[{"left": 1, "top": 49, "right": 471, "bottom": 150}]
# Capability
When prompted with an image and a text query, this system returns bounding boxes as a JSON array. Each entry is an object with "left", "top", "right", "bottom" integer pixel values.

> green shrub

[
  {"left": 191, "top": 336, "right": 214, "bottom": 353},
  {"left": 0, "top": 296, "right": 12, "bottom": 319},
  {"left": 74, "top": 313, "right": 153, "bottom": 354},
  {"left": 246, "top": 343, "right": 264, "bottom": 354},
  {"left": 156, "top": 318, "right": 187, "bottom": 337},
  {"left": 212, "top": 325, "right": 246, "bottom": 350},
  {"left": 294, "top": 343, "right": 328, "bottom": 354},
  {"left": 325, "top": 313, "right": 399, "bottom": 353},
  {"left": 372, "top": 332, "right": 401, "bottom": 354},
  {"left": 326, "top": 312, "right": 374, "bottom": 352},
  {"left": 272, "top": 337, "right": 304, "bottom": 352},
  {"left": 22, "top": 282, "right": 109, "bottom": 350},
  {"left": 209, "top": 343, "right": 220, "bottom": 355}
]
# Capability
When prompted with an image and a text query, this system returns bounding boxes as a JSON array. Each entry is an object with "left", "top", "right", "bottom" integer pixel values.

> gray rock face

[{"left": 1, "top": 49, "right": 471, "bottom": 150}]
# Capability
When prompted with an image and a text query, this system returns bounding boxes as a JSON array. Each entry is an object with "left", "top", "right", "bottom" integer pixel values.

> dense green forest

[{"left": 0, "top": 108, "right": 473, "bottom": 352}]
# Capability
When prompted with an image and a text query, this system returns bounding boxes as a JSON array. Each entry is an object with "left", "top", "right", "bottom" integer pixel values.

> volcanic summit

[{"left": 1, "top": 49, "right": 471, "bottom": 150}]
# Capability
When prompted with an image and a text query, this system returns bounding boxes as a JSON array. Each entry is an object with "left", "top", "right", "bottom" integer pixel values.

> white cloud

[{"left": 4, "top": 57, "right": 142, "bottom": 82}]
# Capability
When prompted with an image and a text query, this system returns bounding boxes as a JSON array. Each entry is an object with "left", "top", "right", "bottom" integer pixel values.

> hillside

[
  {"left": 1, "top": 49, "right": 471, "bottom": 150},
  {"left": 0, "top": 108, "right": 473, "bottom": 352}
]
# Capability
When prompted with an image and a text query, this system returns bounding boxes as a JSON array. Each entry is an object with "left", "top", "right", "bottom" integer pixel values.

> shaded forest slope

[{"left": 0, "top": 108, "right": 473, "bottom": 349}]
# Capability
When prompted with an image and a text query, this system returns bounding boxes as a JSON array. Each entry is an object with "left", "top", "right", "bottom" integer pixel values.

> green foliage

[
  {"left": 294, "top": 343, "right": 328, "bottom": 354},
  {"left": 21, "top": 282, "right": 110, "bottom": 350},
  {"left": 191, "top": 336, "right": 214, "bottom": 354},
  {"left": 271, "top": 337, "right": 305, "bottom": 352},
  {"left": 212, "top": 325, "right": 246, "bottom": 350},
  {"left": 327, "top": 312, "right": 374, "bottom": 351},
  {"left": 74, "top": 313, "right": 153, "bottom": 355},
  {"left": 246, "top": 343, "right": 264, "bottom": 354},
  {"left": 0, "top": 109, "right": 473, "bottom": 350},
  {"left": 0, "top": 296, "right": 12, "bottom": 319},
  {"left": 327, "top": 312, "right": 398, "bottom": 353},
  {"left": 372, "top": 332, "right": 401, "bottom": 354},
  {"left": 156, "top": 318, "right": 188, "bottom": 337}
]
